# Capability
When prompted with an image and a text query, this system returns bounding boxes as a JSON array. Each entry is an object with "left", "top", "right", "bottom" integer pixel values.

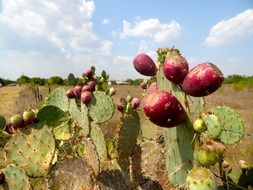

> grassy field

[{"left": 0, "top": 84, "right": 252, "bottom": 171}]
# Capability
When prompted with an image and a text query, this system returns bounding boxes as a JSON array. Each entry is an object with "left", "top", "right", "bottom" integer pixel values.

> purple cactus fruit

[
  {"left": 117, "top": 103, "right": 124, "bottom": 112},
  {"left": 73, "top": 85, "right": 82, "bottom": 96},
  {"left": 149, "top": 82, "right": 157, "bottom": 93},
  {"left": 109, "top": 87, "right": 116, "bottom": 96},
  {"left": 81, "top": 91, "right": 92, "bottom": 105},
  {"left": 143, "top": 90, "right": 186, "bottom": 128},
  {"left": 23, "top": 110, "right": 36, "bottom": 125},
  {"left": 83, "top": 69, "right": 94, "bottom": 79},
  {"left": 163, "top": 54, "right": 189, "bottom": 84},
  {"left": 182, "top": 62, "right": 224, "bottom": 97},
  {"left": 133, "top": 53, "right": 157, "bottom": 76},
  {"left": 4, "top": 124, "right": 16, "bottom": 134},
  {"left": 131, "top": 98, "right": 140, "bottom": 109},
  {"left": 87, "top": 81, "right": 96, "bottom": 92},
  {"left": 66, "top": 89, "right": 75, "bottom": 99},
  {"left": 140, "top": 82, "right": 147, "bottom": 90},
  {"left": 10, "top": 114, "right": 24, "bottom": 128},
  {"left": 120, "top": 97, "right": 126, "bottom": 105},
  {"left": 82, "top": 85, "right": 91, "bottom": 92}
]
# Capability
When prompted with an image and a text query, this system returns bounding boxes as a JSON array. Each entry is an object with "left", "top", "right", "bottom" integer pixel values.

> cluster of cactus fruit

[{"left": 0, "top": 47, "right": 252, "bottom": 190}]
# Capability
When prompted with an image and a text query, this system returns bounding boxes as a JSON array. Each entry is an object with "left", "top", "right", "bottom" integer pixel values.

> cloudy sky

[{"left": 0, "top": 0, "right": 253, "bottom": 80}]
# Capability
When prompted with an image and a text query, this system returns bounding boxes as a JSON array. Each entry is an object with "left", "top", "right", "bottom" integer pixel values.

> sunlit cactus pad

[
  {"left": 47, "top": 87, "right": 69, "bottom": 112},
  {"left": 203, "top": 114, "right": 222, "bottom": 139},
  {"left": 68, "top": 99, "right": 89, "bottom": 137},
  {"left": 212, "top": 106, "right": 245, "bottom": 144},
  {"left": 1, "top": 164, "right": 31, "bottom": 190},
  {"left": 52, "top": 120, "right": 72, "bottom": 140},
  {"left": 88, "top": 91, "right": 114, "bottom": 123},
  {"left": 4, "top": 124, "right": 55, "bottom": 177}
]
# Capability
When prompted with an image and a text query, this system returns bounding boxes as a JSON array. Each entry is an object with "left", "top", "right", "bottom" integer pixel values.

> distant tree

[
  {"left": 67, "top": 73, "right": 76, "bottom": 86},
  {"left": 17, "top": 75, "right": 31, "bottom": 85},
  {"left": 31, "top": 77, "right": 46, "bottom": 85},
  {"left": 47, "top": 76, "right": 64, "bottom": 85}
]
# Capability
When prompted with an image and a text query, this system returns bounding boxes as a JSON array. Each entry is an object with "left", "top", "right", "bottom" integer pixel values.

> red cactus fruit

[
  {"left": 81, "top": 91, "right": 92, "bottom": 105},
  {"left": 87, "top": 81, "right": 96, "bottom": 92},
  {"left": 66, "top": 89, "right": 75, "bottom": 99},
  {"left": 182, "top": 62, "right": 224, "bottom": 97},
  {"left": 149, "top": 82, "right": 157, "bottom": 93},
  {"left": 163, "top": 54, "right": 189, "bottom": 84},
  {"left": 131, "top": 98, "right": 140, "bottom": 109},
  {"left": 117, "top": 103, "right": 124, "bottom": 112},
  {"left": 4, "top": 124, "right": 16, "bottom": 134},
  {"left": 143, "top": 90, "right": 186, "bottom": 128},
  {"left": 140, "top": 82, "right": 147, "bottom": 90},
  {"left": 23, "top": 110, "right": 36, "bottom": 125},
  {"left": 83, "top": 69, "right": 94, "bottom": 79},
  {"left": 133, "top": 53, "right": 157, "bottom": 76},
  {"left": 73, "top": 85, "right": 82, "bottom": 96},
  {"left": 82, "top": 85, "right": 92, "bottom": 92}
]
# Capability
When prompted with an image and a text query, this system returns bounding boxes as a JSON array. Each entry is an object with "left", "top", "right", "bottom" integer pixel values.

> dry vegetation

[{"left": 0, "top": 84, "right": 252, "bottom": 167}]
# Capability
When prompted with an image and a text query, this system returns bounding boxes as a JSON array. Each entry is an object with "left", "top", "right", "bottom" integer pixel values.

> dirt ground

[{"left": 0, "top": 84, "right": 252, "bottom": 166}]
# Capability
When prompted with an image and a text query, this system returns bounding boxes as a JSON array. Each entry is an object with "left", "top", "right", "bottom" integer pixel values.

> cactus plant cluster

[{"left": 0, "top": 48, "right": 251, "bottom": 189}]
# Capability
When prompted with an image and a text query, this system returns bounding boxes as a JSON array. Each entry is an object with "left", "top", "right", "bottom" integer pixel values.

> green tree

[
  {"left": 67, "top": 73, "right": 76, "bottom": 86},
  {"left": 17, "top": 75, "right": 31, "bottom": 85}
]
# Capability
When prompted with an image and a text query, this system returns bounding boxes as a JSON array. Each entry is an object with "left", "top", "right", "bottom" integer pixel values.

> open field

[{"left": 0, "top": 84, "right": 253, "bottom": 169}]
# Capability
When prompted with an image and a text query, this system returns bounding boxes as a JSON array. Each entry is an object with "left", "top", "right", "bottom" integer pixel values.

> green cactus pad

[
  {"left": 212, "top": 106, "right": 245, "bottom": 144},
  {"left": 88, "top": 91, "right": 114, "bottom": 124},
  {"left": 157, "top": 65, "right": 204, "bottom": 187},
  {"left": 186, "top": 167, "right": 217, "bottom": 190},
  {"left": 0, "top": 116, "right": 6, "bottom": 130},
  {"left": 197, "top": 149, "right": 221, "bottom": 167},
  {"left": 141, "top": 120, "right": 161, "bottom": 141},
  {"left": 2, "top": 164, "right": 31, "bottom": 190},
  {"left": 90, "top": 123, "right": 108, "bottom": 163},
  {"left": 0, "top": 131, "right": 11, "bottom": 147},
  {"left": 117, "top": 111, "right": 140, "bottom": 158},
  {"left": 203, "top": 114, "right": 222, "bottom": 139},
  {"left": 0, "top": 148, "right": 8, "bottom": 169},
  {"left": 37, "top": 105, "right": 69, "bottom": 127},
  {"left": 4, "top": 124, "right": 55, "bottom": 177},
  {"left": 30, "top": 177, "right": 49, "bottom": 190},
  {"left": 47, "top": 87, "right": 69, "bottom": 112},
  {"left": 68, "top": 99, "right": 89, "bottom": 137},
  {"left": 52, "top": 120, "right": 72, "bottom": 141}
]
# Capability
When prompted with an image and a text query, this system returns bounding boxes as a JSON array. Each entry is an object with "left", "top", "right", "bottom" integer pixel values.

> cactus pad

[
  {"left": 37, "top": 105, "right": 69, "bottom": 127},
  {"left": 2, "top": 164, "right": 31, "bottom": 190},
  {"left": 90, "top": 123, "right": 108, "bottom": 163},
  {"left": 47, "top": 87, "right": 69, "bottom": 112},
  {"left": 88, "top": 91, "right": 114, "bottom": 123},
  {"left": 117, "top": 111, "right": 140, "bottom": 158},
  {"left": 212, "top": 106, "right": 245, "bottom": 144},
  {"left": 0, "top": 116, "right": 6, "bottom": 130},
  {"left": 68, "top": 99, "right": 89, "bottom": 137},
  {"left": 203, "top": 114, "right": 222, "bottom": 139},
  {"left": 4, "top": 124, "right": 55, "bottom": 177},
  {"left": 52, "top": 120, "right": 72, "bottom": 140},
  {"left": 0, "top": 131, "right": 11, "bottom": 147}
]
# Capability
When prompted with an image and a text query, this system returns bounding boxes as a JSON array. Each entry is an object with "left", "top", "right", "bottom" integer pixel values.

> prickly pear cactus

[
  {"left": 156, "top": 48, "right": 204, "bottom": 187},
  {"left": 203, "top": 114, "right": 222, "bottom": 139},
  {"left": 1, "top": 164, "right": 31, "bottom": 190},
  {"left": 4, "top": 124, "right": 55, "bottom": 177},
  {"left": 0, "top": 116, "right": 6, "bottom": 130},
  {"left": 212, "top": 106, "right": 245, "bottom": 144},
  {"left": 88, "top": 91, "right": 114, "bottom": 124},
  {"left": 47, "top": 87, "right": 69, "bottom": 112}
]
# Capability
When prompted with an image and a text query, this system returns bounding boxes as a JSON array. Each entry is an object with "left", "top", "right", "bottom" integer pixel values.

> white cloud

[
  {"left": 100, "top": 40, "right": 113, "bottom": 56},
  {"left": 113, "top": 56, "right": 132, "bottom": 63},
  {"left": 101, "top": 18, "right": 110, "bottom": 25},
  {"left": 205, "top": 9, "right": 253, "bottom": 46},
  {"left": 120, "top": 18, "right": 181, "bottom": 43}
]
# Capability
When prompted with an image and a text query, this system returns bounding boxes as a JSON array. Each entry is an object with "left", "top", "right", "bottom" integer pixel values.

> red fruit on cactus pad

[
  {"left": 10, "top": 114, "right": 23, "bottom": 128},
  {"left": 23, "top": 110, "right": 35, "bottom": 125},
  {"left": 131, "top": 98, "right": 140, "bottom": 109},
  {"left": 149, "top": 82, "right": 157, "bottom": 93},
  {"left": 82, "top": 85, "right": 91, "bottom": 92},
  {"left": 182, "top": 62, "right": 224, "bottom": 97},
  {"left": 133, "top": 53, "right": 157, "bottom": 76},
  {"left": 163, "top": 54, "right": 189, "bottom": 84},
  {"left": 83, "top": 69, "right": 94, "bottom": 79},
  {"left": 140, "top": 82, "right": 147, "bottom": 90},
  {"left": 73, "top": 85, "right": 82, "bottom": 96},
  {"left": 87, "top": 81, "right": 96, "bottom": 92},
  {"left": 81, "top": 91, "right": 92, "bottom": 105},
  {"left": 143, "top": 91, "right": 186, "bottom": 128},
  {"left": 66, "top": 89, "right": 75, "bottom": 99}
]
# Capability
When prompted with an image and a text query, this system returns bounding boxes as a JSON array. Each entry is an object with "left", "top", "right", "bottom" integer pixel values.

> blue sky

[{"left": 0, "top": 0, "right": 253, "bottom": 80}]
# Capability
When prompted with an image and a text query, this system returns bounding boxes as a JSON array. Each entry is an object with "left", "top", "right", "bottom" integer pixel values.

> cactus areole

[
  {"left": 163, "top": 53, "right": 189, "bottom": 84},
  {"left": 182, "top": 62, "right": 224, "bottom": 97},
  {"left": 143, "top": 90, "right": 186, "bottom": 127},
  {"left": 133, "top": 53, "right": 157, "bottom": 76}
]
